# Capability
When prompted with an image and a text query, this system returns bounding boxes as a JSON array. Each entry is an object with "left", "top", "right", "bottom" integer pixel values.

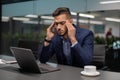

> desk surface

[{"left": 0, "top": 63, "right": 120, "bottom": 80}]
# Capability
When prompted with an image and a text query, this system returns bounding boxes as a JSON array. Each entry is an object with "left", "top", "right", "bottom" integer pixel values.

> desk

[{"left": 0, "top": 63, "right": 120, "bottom": 80}]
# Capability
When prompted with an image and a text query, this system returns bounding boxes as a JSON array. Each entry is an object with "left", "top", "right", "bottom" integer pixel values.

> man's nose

[{"left": 56, "top": 24, "right": 62, "bottom": 29}]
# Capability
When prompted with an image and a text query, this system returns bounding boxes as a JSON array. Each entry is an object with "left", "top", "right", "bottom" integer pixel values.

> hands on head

[{"left": 45, "top": 20, "right": 77, "bottom": 46}]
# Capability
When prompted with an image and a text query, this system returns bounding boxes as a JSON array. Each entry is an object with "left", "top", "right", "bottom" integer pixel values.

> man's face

[{"left": 54, "top": 14, "right": 70, "bottom": 36}]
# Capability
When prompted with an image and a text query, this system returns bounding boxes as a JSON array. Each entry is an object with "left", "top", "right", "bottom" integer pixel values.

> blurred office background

[{"left": 1, "top": 0, "right": 120, "bottom": 70}]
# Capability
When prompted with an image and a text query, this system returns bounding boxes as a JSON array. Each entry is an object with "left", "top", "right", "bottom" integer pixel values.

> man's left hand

[{"left": 65, "top": 20, "right": 77, "bottom": 44}]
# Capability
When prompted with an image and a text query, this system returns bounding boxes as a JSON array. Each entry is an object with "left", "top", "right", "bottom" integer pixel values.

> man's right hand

[{"left": 44, "top": 22, "right": 55, "bottom": 46}]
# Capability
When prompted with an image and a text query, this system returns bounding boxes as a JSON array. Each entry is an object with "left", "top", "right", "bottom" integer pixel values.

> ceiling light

[
  {"left": 43, "top": 20, "right": 53, "bottom": 24},
  {"left": 73, "top": 19, "right": 103, "bottom": 24},
  {"left": 71, "top": 12, "right": 77, "bottom": 15},
  {"left": 79, "top": 19, "right": 88, "bottom": 23},
  {"left": 105, "top": 17, "right": 120, "bottom": 22},
  {"left": 22, "top": 21, "right": 39, "bottom": 24},
  {"left": 25, "top": 14, "right": 38, "bottom": 18},
  {"left": 100, "top": 0, "right": 120, "bottom": 4},
  {"left": 90, "top": 20, "right": 103, "bottom": 25},
  {"left": 71, "top": 12, "right": 95, "bottom": 18},
  {"left": 2, "top": 16, "right": 10, "bottom": 22},
  {"left": 41, "top": 16, "right": 54, "bottom": 19},
  {"left": 13, "top": 17, "right": 30, "bottom": 21},
  {"left": 79, "top": 13, "right": 95, "bottom": 18}
]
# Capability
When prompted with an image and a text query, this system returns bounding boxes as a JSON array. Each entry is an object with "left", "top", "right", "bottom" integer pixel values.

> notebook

[{"left": 10, "top": 47, "right": 60, "bottom": 73}]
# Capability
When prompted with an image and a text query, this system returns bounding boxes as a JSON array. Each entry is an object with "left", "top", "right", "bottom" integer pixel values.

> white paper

[
  {"left": 0, "top": 59, "right": 6, "bottom": 64},
  {"left": 46, "top": 62, "right": 58, "bottom": 67},
  {"left": 0, "top": 59, "right": 17, "bottom": 64}
]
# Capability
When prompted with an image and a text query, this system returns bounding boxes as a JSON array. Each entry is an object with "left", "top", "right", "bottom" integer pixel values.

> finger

[
  {"left": 65, "top": 20, "right": 70, "bottom": 28},
  {"left": 65, "top": 20, "right": 73, "bottom": 29},
  {"left": 47, "top": 22, "right": 55, "bottom": 31},
  {"left": 49, "top": 21, "right": 55, "bottom": 28}
]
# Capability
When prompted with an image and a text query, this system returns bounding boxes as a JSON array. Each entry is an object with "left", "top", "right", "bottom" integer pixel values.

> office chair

[{"left": 92, "top": 44, "right": 106, "bottom": 69}]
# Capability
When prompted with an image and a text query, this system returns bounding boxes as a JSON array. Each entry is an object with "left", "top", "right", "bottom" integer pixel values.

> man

[{"left": 38, "top": 7, "right": 94, "bottom": 67}]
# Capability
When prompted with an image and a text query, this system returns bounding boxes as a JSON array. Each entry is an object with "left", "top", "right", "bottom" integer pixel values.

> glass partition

[
  {"left": 1, "top": 16, "right": 48, "bottom": 55},
  {"left": 1, "top": 9, "right": 120, "bottom": 56}
]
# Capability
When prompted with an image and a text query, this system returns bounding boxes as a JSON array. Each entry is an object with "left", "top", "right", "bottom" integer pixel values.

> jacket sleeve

[
  {"left": 38, "top": 43, "right": 55, "bottom": 63},
  {"left": 71, "top": 31, "right": 94, "bottom": 66}
]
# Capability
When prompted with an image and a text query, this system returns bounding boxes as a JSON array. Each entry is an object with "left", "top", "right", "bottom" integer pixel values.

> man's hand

[
  {"left": 44, "top": 22, "right": 55, "bottom": 46},
  {"left": 46, "top": 22, "right": 55, "bottom": 40},
  {"left": 65, "top": 20, "right": 77, "bottom": 44}
]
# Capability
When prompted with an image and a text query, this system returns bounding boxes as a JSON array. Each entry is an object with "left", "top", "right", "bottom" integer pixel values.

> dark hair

[{"left": 52, "top": 7, "right": 71, "bottom": 17}]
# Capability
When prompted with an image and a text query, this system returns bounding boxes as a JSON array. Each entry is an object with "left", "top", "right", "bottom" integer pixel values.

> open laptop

[
  {"left": 18, "top": 40, "right": 41, "bottom": 59},
  {"left": 10, "top": 47, "right": 60, "bottom": 73}
]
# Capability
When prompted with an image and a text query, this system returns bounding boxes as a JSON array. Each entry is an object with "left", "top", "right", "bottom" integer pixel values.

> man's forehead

[
  {"left": 54, "top": 14, "right": 68, "bottom": 20},
  {"left": 55, "top": 20, "right": 66, "bottom": 23},
  {"left": 54, "top": 17, "right": 67, "bottom": 21}
]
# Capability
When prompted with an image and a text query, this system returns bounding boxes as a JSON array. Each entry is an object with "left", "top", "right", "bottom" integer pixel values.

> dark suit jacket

[{"left": 38, "top": 25, "right": 94, "bottom": 67}]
